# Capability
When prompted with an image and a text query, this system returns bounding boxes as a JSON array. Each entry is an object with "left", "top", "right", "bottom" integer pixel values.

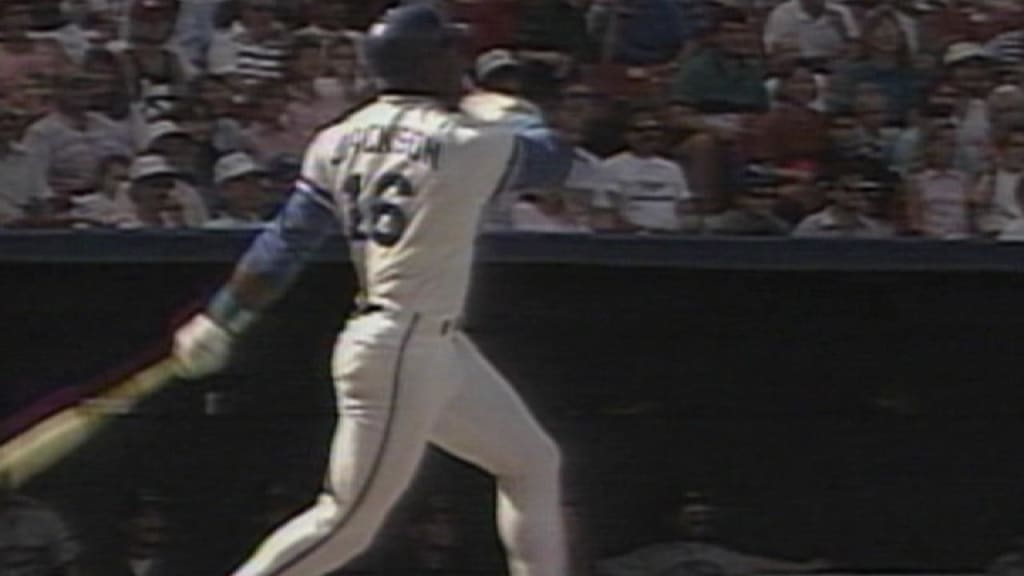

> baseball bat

[{"left": 0, "top": 357, "right": 181, "bottom": 489}]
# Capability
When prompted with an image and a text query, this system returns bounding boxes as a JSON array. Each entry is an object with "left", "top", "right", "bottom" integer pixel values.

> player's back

[{"left": 305, "top": 95, "right": 517, "bottom": 317}]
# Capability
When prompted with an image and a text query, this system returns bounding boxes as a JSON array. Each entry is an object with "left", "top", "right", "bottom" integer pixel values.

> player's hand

[{"left": 173, "top": 314, "right": 234, "bottom": 379}]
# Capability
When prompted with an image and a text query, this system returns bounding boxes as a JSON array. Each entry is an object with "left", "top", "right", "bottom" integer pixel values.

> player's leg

[
  {"left": 430, "top": 332, "right": 567, "bottom": 576},
  {"left": 232, "top": 320, "right": 458, "bottom": 576}
]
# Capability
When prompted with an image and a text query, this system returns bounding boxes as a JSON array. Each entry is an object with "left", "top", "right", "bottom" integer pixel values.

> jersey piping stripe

[
  {"left": 491, "top": 135, "right": 524, "bottom": 200},
  {"left": 267, "top": 314, "right": 420, "bottom": 576},
  {"left": 296, "top": 177, "right": 335, "bottom": 210}
]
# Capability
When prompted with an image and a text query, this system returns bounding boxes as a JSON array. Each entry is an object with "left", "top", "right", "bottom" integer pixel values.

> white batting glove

[{"left": 173, "top": 314, "right": 234, "bottom": 379}]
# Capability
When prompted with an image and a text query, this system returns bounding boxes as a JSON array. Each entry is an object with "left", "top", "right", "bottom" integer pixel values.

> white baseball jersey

[
  {"left": 228, "top": 93, "right": 569, "bottom": 576},
  {"left": 301, "top": 95, "right": 520, "bottom": 318}
]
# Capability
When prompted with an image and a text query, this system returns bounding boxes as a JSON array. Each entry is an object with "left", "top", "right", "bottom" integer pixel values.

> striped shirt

[{"left": 208, "top": 23, "right": 293, "bottom": 82}]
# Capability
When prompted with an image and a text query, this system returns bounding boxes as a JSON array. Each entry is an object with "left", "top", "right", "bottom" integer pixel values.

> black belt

[{"left": 352, "top": 302, "right": 454, "bottom": 335}]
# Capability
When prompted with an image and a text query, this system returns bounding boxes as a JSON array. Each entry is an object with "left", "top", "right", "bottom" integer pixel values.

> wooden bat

[{"left": 0, "top": 357, "right": 181, "bottom": 489}]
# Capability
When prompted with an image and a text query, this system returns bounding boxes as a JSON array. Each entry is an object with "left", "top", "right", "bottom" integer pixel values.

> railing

[{"left": 3, "top": 230, "right": 1024, "bottom": 272}]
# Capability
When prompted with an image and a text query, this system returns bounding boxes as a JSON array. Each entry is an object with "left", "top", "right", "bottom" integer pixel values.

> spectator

[
  {"left": 45, "top": 3, "right": 122, "bottom": 65},
  {"left": 0, "top": 472, "right": 83, "bottom": 576},
  {"left": 544, "top": 80, "right": 616, "bottom": 232},
  {"left": 512, "top": 189, "right": 591, "bottom": 233},
  {"left": 794, "top": 159, "right": 895, "bottom": 238},
  {"left": 205, "top": 151, "right": 272, "bottom": 228},
  {"left": 989, "top": 535, "right": 1024, "bottom": 576},
  {"left": 747, "top": 61, "right": 829, "bottom": 220},
  {"left": 447, "top": 0, "right": 522, "bottom": 54},
  {"left": 208, "top": 0, "right": 292, "bottom": 83},
  {"left": 762, "top": 0, "right": 860, "bottom": 62},
  {"left": 0, "top": 3, "right": 68, "bottom": 105},
  {"left": 114, "top": 0, "right": 195, "bottom": 101},
  {"left": 193, "top": 73, "right": 248, "bottom": 152},
  {"left": 905, "top": 118, "right": 974, "bottom": 238},
  {"left": 517, "top": 0, "right": 597, "bottom": 67},
  {"left": 892, "top": 80, "right": 960, "bottom": 175},
  {"left": 23, "top": 70, "right": 134, "bottom": 198},
  {"left": 402, "top": 495, "right": 466, "bottom": 572},
  {"left": 241, "top": 82, "right": 309, "bottom": 164},
  {"left": 861, "top": 0, "right": 921, "bottom": 55},
  {"left": 0, "top": 104, "right": 51, "bottom": 226},
  {"left": 972, "top": 123, "right": 1024, "bottom": 238},
  {"left": 81, "top": 48, "right": 139, "bottom": 136},
  {"left": 987, "top": 84, "right": 1024, "bottom": 144},
  {"left": 176, "top": 0, "right": 229, "bottom": 67},
  {"left": 102, "top": 489, "right": 175, "bottom": 576},
  {"left": 69, "top": 153, "right": 137, "bottom": 226},
  {"left": 748, "top": 60, "right": 828, "bottom": 176},
  {"left": 140, "top": 120, "right": 211, "bottom": 224},
  {"left": 314, "top": 34, "right": 371, "bottom": 114},
  {"left": 598, "top": 107, "right": 697, "bottom": 233},
  {"left": 919, "top": 0, "right": 1024, "bottom": 55},
  {"left": 124, "top": 154, "right": 188, "bottom": 228},
  {"left": 284, "top": 35, "right": 346, "bottom": 140},
  {"left": 587, "top": 0, "right": 684, "bottom": 66},
  {"left": 495, "top": 79, "right": 608, "bottom": 232},
  {"left": 830, "top": 7, "right": 926, "bottom": 125},
  {"left": 141, "top": 120, "right": 197, "bottom": 175},
  {"left": 765, "top": 45, "right": 829, "bottom": 112},
  {"left": 462, "top": 49, "right": 543, "bottom": 127},
  {"left": 841, "top": 84, "right": 902, "bottom": 169},
  {"left": 598, "top": 491, "right": 827, "bottom": 576},
  {"left": 294, "top": 0, "right": 352, "bottom": 45},
  {"left": 133, "top": 83, "right": 189, "bottom": 127},
  {"left": 669, "top": 5, "right": 768, "bottom": 211},
  {"left": 703, "top": 168, "right": 794, "bottom": 235},
  {"left": 178, "top": 99, "right": 240, "bottom": 180},
  {"left": 943, "top": 41, "right": 997, "bottom": 177}
]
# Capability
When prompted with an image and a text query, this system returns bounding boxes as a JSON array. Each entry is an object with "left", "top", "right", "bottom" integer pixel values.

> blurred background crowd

[{"left": 3, "top": 0, "right": 1024, "bottom": 236}]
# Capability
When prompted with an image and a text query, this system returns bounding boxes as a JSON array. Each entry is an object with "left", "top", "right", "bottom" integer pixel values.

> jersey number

[{"left": 343, "top": 172, "right": 414, "bottom": 247}]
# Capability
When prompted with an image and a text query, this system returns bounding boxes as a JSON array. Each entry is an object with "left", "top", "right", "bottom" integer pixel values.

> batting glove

[{"left": 173, "top": 314, "right": 234, "bottom": 379}]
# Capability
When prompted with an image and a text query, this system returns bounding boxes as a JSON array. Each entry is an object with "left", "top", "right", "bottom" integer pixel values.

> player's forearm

[{"left": 208, "top": 184, "right": 339, "bottom": 332}]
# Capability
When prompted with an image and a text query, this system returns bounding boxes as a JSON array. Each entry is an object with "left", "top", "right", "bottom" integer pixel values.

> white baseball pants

[{"left": 230, "top": 309, "right": 567, "bottom": 576}]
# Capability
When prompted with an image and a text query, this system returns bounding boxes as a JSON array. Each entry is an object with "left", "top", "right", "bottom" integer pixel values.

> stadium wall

[{"left": 3, "top": 232, "right": 1024, "bottom": 574}]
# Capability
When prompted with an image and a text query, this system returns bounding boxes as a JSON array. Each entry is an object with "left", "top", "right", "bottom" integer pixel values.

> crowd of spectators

[{"left": 2, "top": 0, "right": 1024, "bottom": 240}]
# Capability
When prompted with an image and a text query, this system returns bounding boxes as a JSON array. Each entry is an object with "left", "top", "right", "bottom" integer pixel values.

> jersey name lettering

[{"left": 332, "top": 125, "right": 443, "bottom": 170}]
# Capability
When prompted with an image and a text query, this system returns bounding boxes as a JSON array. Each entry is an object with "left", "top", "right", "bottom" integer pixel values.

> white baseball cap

[
  {"left": 475, "top": 49, "right": 522, "bottom": 82},
  {"left": 130, "top": 155, "right": 181, "bottom": 182},
  {"left": 142, "top": 120, "right": 191, "bottom": 151},
  {"left": 943, "top": 42, "right": 993, "bottom": 66},
  {"left": 215, "top": 152, "right": 266, "bottom": 185}
]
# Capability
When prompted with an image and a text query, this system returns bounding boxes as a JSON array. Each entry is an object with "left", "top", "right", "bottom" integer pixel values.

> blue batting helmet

[{"left": 361, "top": 3, "right": 468, "bottom": 88}]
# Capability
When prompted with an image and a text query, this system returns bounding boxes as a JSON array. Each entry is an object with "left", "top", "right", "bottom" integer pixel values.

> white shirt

[
  {"left": 511, "top": 201, "right": 589, "bottom": 233},
  {"left": 600, "top": 151, "right": 691, "bottom": 232},
  {"left": 912, "top": 168, "right": 972, "bottom": 238},
  {"left": 70, "top": 188, "right": 138, "bottom": 227},
  {"left": 0, "top": 143, "right": 51, "bottom": 225},
  {"left": 763, "top": 0, "right": 860, "bottom": 60},
  {"left": 304, "top": 95, "right": 519, "bottom": 317},
  {"left": 992, "top": 169, "right": 1023, "bottom": 219},
  {"left": 793, "top": 206, "right": 893, "bottom": 238}
]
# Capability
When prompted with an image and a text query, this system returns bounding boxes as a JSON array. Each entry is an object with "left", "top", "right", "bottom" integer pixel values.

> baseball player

[{"left": 172, "top": 5, "right": 573, "bottom": 576}]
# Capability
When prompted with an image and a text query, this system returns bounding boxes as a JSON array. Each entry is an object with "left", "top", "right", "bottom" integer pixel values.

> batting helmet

[{"left": 361, "top": 3, "right": 468, "bottom": 88}]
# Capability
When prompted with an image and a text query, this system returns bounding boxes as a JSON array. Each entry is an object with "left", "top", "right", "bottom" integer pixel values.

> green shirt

[{"left": 670, "top": 48, "right": 769, "bottom": 114}]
